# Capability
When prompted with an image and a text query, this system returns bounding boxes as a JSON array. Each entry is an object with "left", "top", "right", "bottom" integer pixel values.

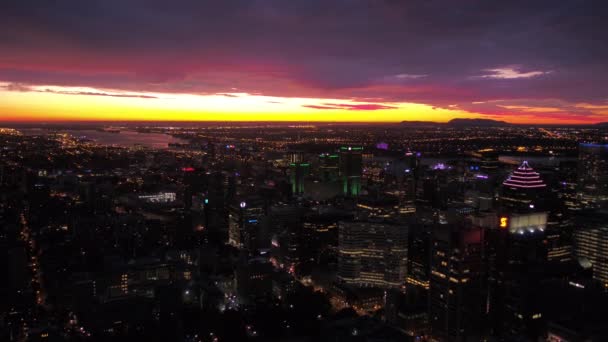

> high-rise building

[
  {"left": 578, "top": 143, "right": 608, "bottom": 209},
  {"left": 319, "top": 153, "right": 340, "bottom": 182},
  {"left": 228, "top": 199, "right": 264, "bottom": 251},
  {"left": 406, "top": 223, "right": 430, "bottom": 289},
  {"left": 470, "top": 149, "right": 500, "bottom": 175},
  {"left": 339, "top": 146, "right": 363, "bottom": 197},
  {"left": 500, "top": 161, "right": 547, "bottom": 212},
  {"left": 573, "top": 211, "right": 608, "bottom": 287},
  {"left": 501, "top": 161, "right": 573, "bottom": 264},
  {"left": 203, "top": 172, "right": 228, "bottom": 243},
  {"left": 289, "top": 162, "right": 309, "bottom": 196},
  {"left": 429, "top": 215, "right": 487, "bottom": 341},
  {"left": 338, "top": 220, "right": 407, "bottom": 288},
  {"left": 479, "top": 211, "right": 548, "bottom": 339}
]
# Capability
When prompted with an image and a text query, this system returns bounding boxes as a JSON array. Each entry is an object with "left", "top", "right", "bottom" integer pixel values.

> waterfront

[{"left": 20, "top": 128, "right": 186, "bottom": 149}]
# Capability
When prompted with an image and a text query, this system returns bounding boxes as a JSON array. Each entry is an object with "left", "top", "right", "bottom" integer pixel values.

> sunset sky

[{"left": 1, "top": 1, "right": 607, "bottom": 124}]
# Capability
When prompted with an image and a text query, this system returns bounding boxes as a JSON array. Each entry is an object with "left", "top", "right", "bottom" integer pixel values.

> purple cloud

[
  {"left": 302, "top": 103, "right": 397, "bottom": 111},
  {"left": 0, "top": 0, "right": 606, "bottom": 121}
]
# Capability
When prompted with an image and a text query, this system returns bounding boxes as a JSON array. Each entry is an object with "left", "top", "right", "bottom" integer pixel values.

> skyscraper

[
  {"left": 429, "top": 215, "right": 487, "bottom": 341},
  {"left": 573, "top": 210, "right": 608, "bottom": 287},
  {"left": 481, "top": 211, "right": 548, "bottom": 339},
  {"left": 339, "top": 146, "right": 363, "bottom": 197},
  {"left": 406, "top": 223, "right": 430, "bottom": 290},
  {"left": 578, "top": 143, "right": 608, "bottom": 209},
  {"left": 501, "top": 161, "right": 572, "bottom": 263},
  {"left": 228, "top": 199, "right": 264, "bottom": 251},
  {"left": 289, "top": 162, "right": 309, "bottom": 196},
  {"left": 338, "top": 220, "right": 407, "bottom": 288},
  {"left": 500, "top": 161, "right": 547, "bottom": 212},
  {"left": 318, "top": 153, "right": 340, "bottom": 182}
]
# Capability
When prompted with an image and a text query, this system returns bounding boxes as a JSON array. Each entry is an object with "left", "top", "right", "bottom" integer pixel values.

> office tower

[
  {"left": 288, "top": 151, "right": 303, "bottom": 163},
  {"left": 203, "top": 172, "right": 228, "bottom": 243},
  {"left": 319, "top": 153, "right": 340, "bottom": 182},
  {"left": 502, "top": 161, "right": 573, "bottom": 264},
  {"left": 228, "top": 199, "right": 264, "bottom": 251},
  {"left": 339, "top": 146, "right": 363, "bottom": 197},
  {"left": 385, "top": 288, "right": 428, "bottom": 339},
  {"left": 545, "top": 213, "right": 573, "bottom": 264},
  {"left": 545, "top": 196, "right": 574, "bottom": 264},
  {"left": 578, "top": 143, "right": 608, "bottom": 209},
  {"left": 289, "top": 162, "right": 309, "bottom": 196},
  {"left": 337, "top": 220, "right": 407, "bottom": 288},
  {"left": 471, "top": 149, "right": 500, "bottom": 175},
  {"left": 480, "top": 211, "right": 548, "bottom": 339},
  {"left": 573, "top": 211, "right": 608, "bottom": 286},
  {"left": 500, "top": 161, "right": 547, "bottom": 212},
  {"left": 417, "top": 174, "right": 449, "bottom": 211},
  {"left": 429, "top": 216, "right": 486, "bottom": 341},
  {"left": 182, "top": 167, "right": 205, "bottom": 210},
  {"left": 406, "top": 224, "right": 430, "bottom": 289},
  {"left": 387, "top": 152, "right": 418, "bottom": 215}
]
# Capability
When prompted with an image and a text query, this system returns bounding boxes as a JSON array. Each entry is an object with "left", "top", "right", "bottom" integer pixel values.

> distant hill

[
  {"left": 399, "top": 121, "right": 441, "bottom": 127},
  {"left": 400, "top": 118, "right": 511, "bottom": 127},
  {"left": 447, "top": 118, "right": 511, "bottom": 127},
  {"left": 595, "top": 122, "right": 608, "bottom": 127}
]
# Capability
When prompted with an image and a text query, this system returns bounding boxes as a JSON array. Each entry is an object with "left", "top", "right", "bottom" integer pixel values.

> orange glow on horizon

[{"left": 0, "top": 83, "right": 603, "bottom": 124}]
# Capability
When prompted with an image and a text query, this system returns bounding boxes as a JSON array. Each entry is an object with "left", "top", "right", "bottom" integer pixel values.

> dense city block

[{"left": 0, "top": 123, "right": 607, "bottom": 341}]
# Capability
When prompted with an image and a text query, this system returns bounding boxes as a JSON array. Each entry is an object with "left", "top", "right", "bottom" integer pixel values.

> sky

[{"left": 0, "top": 0, "right": 607, "bottom": 124}]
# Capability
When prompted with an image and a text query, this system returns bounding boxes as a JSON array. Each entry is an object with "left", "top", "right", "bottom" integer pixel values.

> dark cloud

[
  {"left": 302, "top": 103, "right": 397, "bottom": 111},
  {"left": 0, "top": 83, "right": 158, "bottom": 99},
  {"left": 42, "top": 90, "right": 158, "bottom": 99},
  {"left": 0, "top": 0, "right": 607, "bottom": 120}
]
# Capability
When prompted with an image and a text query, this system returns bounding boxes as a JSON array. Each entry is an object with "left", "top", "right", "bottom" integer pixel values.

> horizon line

[{"left": 0, "top": 119, "right": 604, "bottom": 127}]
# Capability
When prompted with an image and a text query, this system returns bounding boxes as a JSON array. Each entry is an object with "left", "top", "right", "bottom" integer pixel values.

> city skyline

[
  {"left": 3, "top": 2, "right": 608, "bottom": 341},
  {"left": 1, "top": 1, "right": 607, "bottom": 124}
]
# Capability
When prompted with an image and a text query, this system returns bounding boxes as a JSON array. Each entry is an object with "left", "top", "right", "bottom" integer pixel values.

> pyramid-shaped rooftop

[{"left": 502, "top": 161, "right": 546, "bottom": 189}]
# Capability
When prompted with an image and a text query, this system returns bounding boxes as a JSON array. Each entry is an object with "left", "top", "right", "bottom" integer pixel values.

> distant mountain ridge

[
  {"left": 398, "top": 120, "right": 439, "bottom": 127},
  {"left": 447, "top": 118, "right": 511, "bottom": 127},
  {"left": 400, "top": 118, "right": 511, "bottom": 127}
]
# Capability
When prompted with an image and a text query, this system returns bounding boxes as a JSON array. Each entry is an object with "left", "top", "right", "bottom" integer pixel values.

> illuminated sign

[
  {"left": 340, "top": 146, "right": 363, "bottom": 151},
  {"left": 181, "top": 167, "right": 195, "bottom": 172},
  {"left": 500, "top": 217, "right": 509, "bottom": 229},
  {"left": 240, "top": 201, "right": 247, "bottom": 208}
]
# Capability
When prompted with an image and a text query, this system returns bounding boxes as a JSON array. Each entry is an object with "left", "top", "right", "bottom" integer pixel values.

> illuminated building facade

[
  {"left": 407, "top": 224, "right": 430, "bottom": 290},
  {"left": 338, "top": 220, "right": 407, "bottom": 288},
  {"left": 573, "top": 211, "right": 608, "bottom": 287},
  {"left": 319, "top": 153, "right": 339, "bottom": 182},
  {"left": 289, "top": 162, "right": 309, "bottom": 195},
  {"left": 481, "top": 211, "right": 548, "bottom": 339},
  {"left": 138, "top": 192, "right": 177, "bottom": 203},
  {"left": 228, "top": 199, "right": 264, "bottom": 251},
  {"left": 500, "top": 161, "right": 547, "bottom": 212},
  {"left": 339, "top": 146, "right": 363, "bottom": 197},
  {"left": 429, "top": 217, "right": 486, "bottom": 341},
  {"left": 470, "top": 149, "right": 500, "bottom": 175},
  {"left": 501, "top": 161, "right": 573, "bottom": 264},
  {"left": 578, "top": 143, "right": 608, "bottom": 209}
]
